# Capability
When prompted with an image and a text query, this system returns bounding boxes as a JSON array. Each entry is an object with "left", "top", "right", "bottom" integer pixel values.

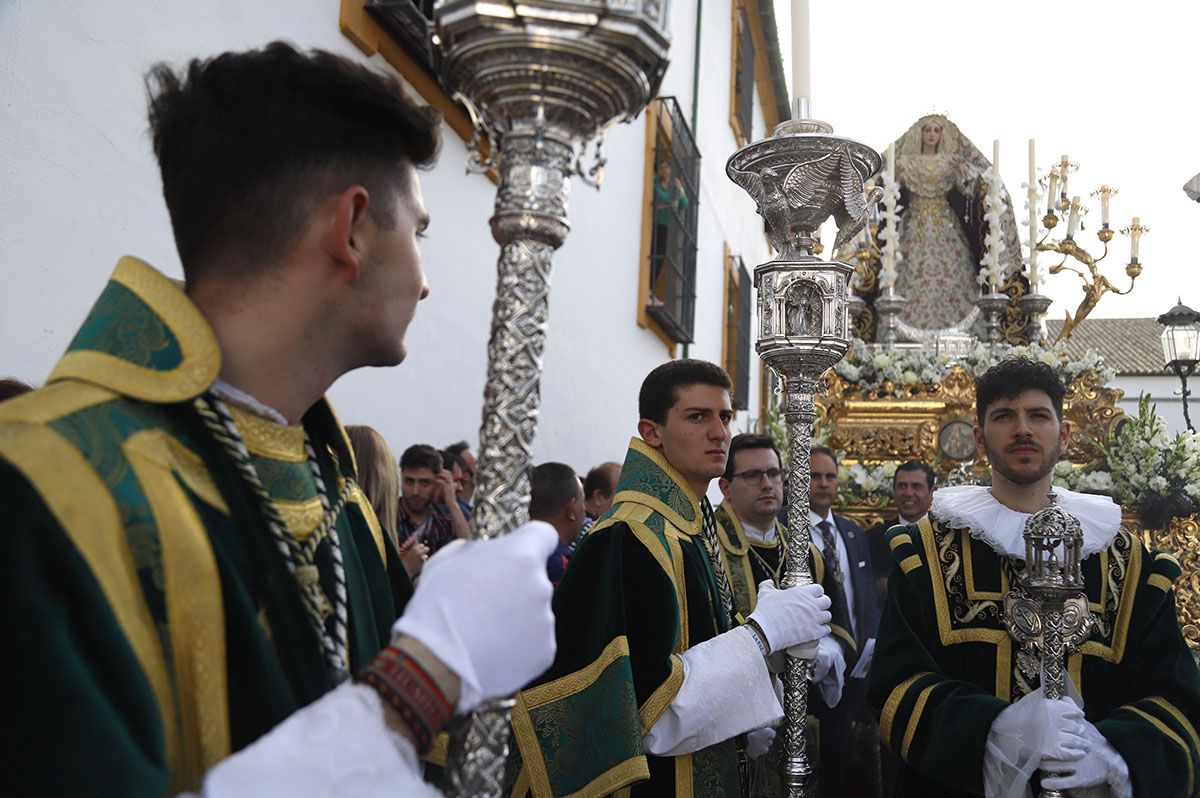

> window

[
  {"left": 730, "top": 5, "right": 756, "bottom": 145},
  {"left": 364, "top": 0, "right": 436, "bottom": 71},
  {"left": 724, "top": 252, "right": 752, "bottom": 410},
  {"left": 340, "top": 0, "right": 480, "bottom": 148},
  {"left": 638, "top": 96, "right": 700, "bottom": 348}
]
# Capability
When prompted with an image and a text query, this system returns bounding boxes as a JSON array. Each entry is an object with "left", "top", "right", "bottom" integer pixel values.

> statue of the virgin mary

[{"left": 890, "top": 114, "right": 1024, "bottom": 332}]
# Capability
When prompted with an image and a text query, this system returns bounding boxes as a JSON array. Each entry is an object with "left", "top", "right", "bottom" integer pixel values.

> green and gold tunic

[
  {"left": 508, "top": 438, "right": 740, "bottom": 797},
  {"left": 0, "top": 257, "right": 406, "bottom": 795},
  {"left": 868, "top": 516, "right": 1200, "bottom": 797}
]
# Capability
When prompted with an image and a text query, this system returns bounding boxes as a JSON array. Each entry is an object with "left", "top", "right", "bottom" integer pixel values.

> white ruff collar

[{"left": 931, "top": 485, "right": 1121, "bottom": 560}]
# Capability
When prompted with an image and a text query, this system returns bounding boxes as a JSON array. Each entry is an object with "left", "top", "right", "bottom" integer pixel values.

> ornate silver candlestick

[
  {"left": 1018, "top": 292, "right": 1054, "bottom": 344},
  {"left": 727, "top": 109, "right": 881, "bottom": 795},
  {"left": 432, "top": 3, "right": 670, "bottom": 795},
  {"left": 874, "top": 291, "right": 906, "bottom": 346},
  {"left": 1003, "top": 493, "right": 1094, "bottom": 798},
  {"left": 978, "top": 290, "right": 1011, "bottom": 345}
]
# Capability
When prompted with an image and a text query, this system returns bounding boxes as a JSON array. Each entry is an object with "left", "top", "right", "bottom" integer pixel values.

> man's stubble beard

[{"left": 986, "top": 437, "right": 1063, "bottom": 486}]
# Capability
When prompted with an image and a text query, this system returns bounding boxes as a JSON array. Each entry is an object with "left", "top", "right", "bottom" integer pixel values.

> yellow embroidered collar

[
  {"left": 609, "top": 437, "right": 705, "bottom": 536},
  {"left": 47, "top": 256, "right": 221, "bottom": 403}
]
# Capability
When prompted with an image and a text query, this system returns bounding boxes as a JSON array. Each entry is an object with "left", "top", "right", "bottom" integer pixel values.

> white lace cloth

[
  {"left": 644, "top": 626, "right": 783, "bottom": 756},
  {"left": 931, "top": 486, "right": 1121, "bottom": 560},
  {"left": 199, "top": 683, "right": 438, "bottom": 797}
]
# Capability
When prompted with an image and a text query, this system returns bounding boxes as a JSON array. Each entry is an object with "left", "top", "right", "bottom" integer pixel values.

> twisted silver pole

[
  {"left": 780, "top": 376, "right": 819, "bottom": 794},
  {"left": 443, "top": 125, "right": 573, "bottom": 798}
]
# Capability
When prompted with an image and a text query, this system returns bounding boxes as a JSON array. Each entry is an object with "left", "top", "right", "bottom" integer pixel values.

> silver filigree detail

[
  {"left": 730, "top": 114, "right": 880, "bottom": 795},
  {"left": 432, "top": 3, "right": 671, "bottom": 794}
]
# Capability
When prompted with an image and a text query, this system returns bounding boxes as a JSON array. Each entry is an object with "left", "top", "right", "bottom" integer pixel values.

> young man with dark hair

[
  {"left": 528, "top": 462, "right": 586, "bottom": 587},
  {"left": 0, "top": 43, "right": 557, "bottom": 795},
  {"left": 398, "top": 444, "right": 470, "bottom": 556},
  {"left": 869, "top": 358, "right": 1200, "bottom": 796},
  {"left": 581, "top": 460, "right": 621, "bottom": 533},
  {"left": 509, "top": 359, "right": 834, "bottom": 796},
  {"left": 713, "top": 433, "right": 850, "bottom": 795}
]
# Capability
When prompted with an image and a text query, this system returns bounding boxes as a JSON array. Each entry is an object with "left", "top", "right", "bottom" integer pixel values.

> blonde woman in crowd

[{"left": 346, "top": 424, "right": 430, "bottom": 578}]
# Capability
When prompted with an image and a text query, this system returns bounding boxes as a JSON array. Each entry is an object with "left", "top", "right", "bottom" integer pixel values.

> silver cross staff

[
  {"left": 1003, "top": 492, "right": 1094, "bottom": 798},
  {"left": 429, "top": 1, "right": 671, "bottom": 794},
  {"left": 727, "top": 103, "right": 881, "bottom": 795}
]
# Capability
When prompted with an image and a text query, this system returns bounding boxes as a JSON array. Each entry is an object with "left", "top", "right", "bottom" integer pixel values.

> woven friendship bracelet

[{"left": 358, "top": 646, "right": 453, "bottom": 753}]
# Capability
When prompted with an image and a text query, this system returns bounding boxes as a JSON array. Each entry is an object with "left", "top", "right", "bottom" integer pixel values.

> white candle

[
  {"left": 1028, "top": 140, "right": 1039, "bottom": 287},
  {"left": 993, "top": 139, "right": 1000, "bottom": 173},
  {"left": 790, "top": 0, "right": 811, "bottom": 101},
  {"left": 1059, "top": 155, "right": 1070, "bottom": 206},
  {"left": 1047, "top": 169, "right": 1059, "bottom": 216},
  {"left": 1131, "top": 217, "right": 1142, "bottom": 261},
  {"left": 1067, "top": 196, "right": 1081, "bottom": 238},
  {"left": 1101, "top": 189, "right": 1111, "bottom": 227},
  {"left": 886, "top": 142, "right": 895, "bottom": 183},
  {"left": 1028, "top": 139, "right": 1036, "bottom": 186}
]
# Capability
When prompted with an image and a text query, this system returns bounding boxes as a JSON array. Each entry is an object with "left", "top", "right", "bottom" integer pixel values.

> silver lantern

[
  {"left": 431, "top": 2, "right": 671, "bottom": 795},
  {"left": 727, "top": 110, "right": 881, "bottom": 795}
]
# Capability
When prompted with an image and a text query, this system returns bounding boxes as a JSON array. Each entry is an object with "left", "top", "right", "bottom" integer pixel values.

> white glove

[
  {"left": 809, "top": 635, "right": 845, "bottom": 708},
  {"left": 745, "top": 726, "right": 776, "bottom": 760},
  {"left": 1041, "top": 718, "right": 1131, "bottom": 796},
  {"left": 392, "top": 520, "right": 557, "bottom": 712},
  {"left": 747, "top": 581, "right": 831, "bottom": 654}
]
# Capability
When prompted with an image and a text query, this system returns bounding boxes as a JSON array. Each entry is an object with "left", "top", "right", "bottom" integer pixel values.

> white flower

[
  {"left": 861, "top": 477, "right": 878, "bottom": 493},
  {"left": 873, "top": 353, "right": 892, "bottom": 369}
]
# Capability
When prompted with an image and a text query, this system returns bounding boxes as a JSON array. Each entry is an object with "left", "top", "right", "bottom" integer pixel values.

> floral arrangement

[
  {"left": 977, "top": 166, "right": 1009, "bottom": 289},
  {"left": 836, "top": 460, "right": 897, "bottom": 506},
  {"left": 832, "top": 337, "right": 1116, "bottom": 396},
  {"left": 1052, "top": 395, "right": 1200, "bottom": 528}
]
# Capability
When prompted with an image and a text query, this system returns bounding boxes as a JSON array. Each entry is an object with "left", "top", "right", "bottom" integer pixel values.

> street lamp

[{"left": 1157, "top": 298, "right": 1200, "bottom": 432}]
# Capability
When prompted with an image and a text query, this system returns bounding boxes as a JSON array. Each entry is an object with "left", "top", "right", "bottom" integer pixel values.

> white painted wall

[
  {"left": 0, "top": 0, "right": 777, "bottom": 481},
  {"left": 1112, "top": 374, "right": 1193, "bottom": 435}
]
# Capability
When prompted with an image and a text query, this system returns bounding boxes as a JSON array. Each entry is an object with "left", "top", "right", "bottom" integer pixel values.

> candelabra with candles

[
  {"left": 431, "top": 2, "right": 670, "bottom": 795},
  {"left": 1003, "top": 493, "right": 1095, "bottom": 798},
  {"left": 727, "top": 99, "right": 881, "bottom": 796},
  {"left": 1029, "top": 152, "right": 1146, "bottom": 343}
]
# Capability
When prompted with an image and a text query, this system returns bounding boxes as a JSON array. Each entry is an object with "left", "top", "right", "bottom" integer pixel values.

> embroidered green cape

[
  {"left": 0, "top": 258, "right": 408, "bottom": 795},
  {"left": 868, "top": 517, "right": 1200, "bottom": 797},
  {"left": 508, "top": 438, "right": 740, "bottom": 797}
]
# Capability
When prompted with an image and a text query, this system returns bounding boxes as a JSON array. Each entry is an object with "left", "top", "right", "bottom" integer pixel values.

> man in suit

[
  {"left": 809, "top": 446, "right": 880, "bottom": 796},
  {"left": 866, "top": 461, "right": 936, "bottom": 602}
]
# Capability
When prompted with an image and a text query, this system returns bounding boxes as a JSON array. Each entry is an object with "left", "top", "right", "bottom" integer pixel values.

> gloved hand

[
  {"left": 991, "top": 694, "right": 1090, "bottom": 762},
  {"left": 745, "top": 726, "right": 776, "bottom": 760},
  {"left": 392, "top": 520, "right": 557, "bottom": 712},
  {"left": 809, "top": 635, "right": 845, "bottom": 708},
  {"left": 1041, "top": 718, "right": 1130, "bottom": 795},
  {"left": 747, "top": 581, "right": 831, "bottom": 654}
]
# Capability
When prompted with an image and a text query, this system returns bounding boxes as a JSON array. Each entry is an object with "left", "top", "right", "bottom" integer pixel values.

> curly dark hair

[{"left": 974, "top": 357, "right": 1066, "bottom": 425}]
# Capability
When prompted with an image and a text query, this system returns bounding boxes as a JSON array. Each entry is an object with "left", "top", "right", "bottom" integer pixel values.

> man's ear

[
  {"left": 637, "top": 418, "right": 663, "bottom": 449},
  {"left": 326, "top": 185, "right": 373, "bottom": 282},
  {"left": 973, "top": 424, "right": 985, "bottom": 450},
  {"left": 1059, "top": 418, "right": 1072, "bottom": 449},
  {"left": 718, "top": 477, "right": 732, "bottom": 499}
]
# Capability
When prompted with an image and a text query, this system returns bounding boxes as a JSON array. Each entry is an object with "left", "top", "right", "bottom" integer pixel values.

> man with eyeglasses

[
  {"left": 714, "top": 433, "right": 849, "bottom": 796},
  {"left": 809, "top": 445, "right": 882, "bottom": 796}
]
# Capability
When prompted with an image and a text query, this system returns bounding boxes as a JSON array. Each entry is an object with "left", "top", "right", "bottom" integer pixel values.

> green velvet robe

[
  {"left": 508, "top": 438, "right": 740, "bottom": 797},
  {"left": 868, "top": 516, "right": 1200, "bottom": 797},
  {"left": 0, "top": 257, "right": 407, "bottom": 795}
]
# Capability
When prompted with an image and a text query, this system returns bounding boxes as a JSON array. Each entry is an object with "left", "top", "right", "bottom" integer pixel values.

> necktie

[
  {"left": 818, "top": 519, "right": 854, "bottom": 642},
  {"left": 700, "top": 498, "right": 735, "bottom": 628}
]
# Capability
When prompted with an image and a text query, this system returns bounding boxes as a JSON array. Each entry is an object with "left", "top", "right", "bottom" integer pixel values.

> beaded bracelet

[{"left": 358, "top": 645, "right": 453, "bottom": 754}]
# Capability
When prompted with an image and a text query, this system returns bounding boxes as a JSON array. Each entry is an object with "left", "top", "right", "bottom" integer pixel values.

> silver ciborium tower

[
  {"left": 1003, "top": 493, "right": 1094, "bottom": 798},
  {"left": 727, "top": 110, "right": 881, "bottom": 794},
  {"left": 431, "top": 2, "right": 670, "bottom": 795}
]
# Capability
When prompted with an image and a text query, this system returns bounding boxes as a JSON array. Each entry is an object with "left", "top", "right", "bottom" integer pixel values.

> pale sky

[{"left": 774, "top": 0, "right": 1198, "bottom": 325}]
